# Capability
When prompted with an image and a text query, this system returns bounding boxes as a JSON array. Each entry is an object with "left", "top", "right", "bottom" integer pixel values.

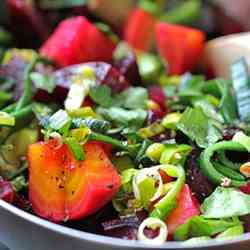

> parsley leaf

[
  {"left": 116, "top": 87, "right": 148, "bottom": 109},
  {"left": 201, "top": 187, "right": 250, "bottom": 218},
  {"left": 97, "top": 107, "right": 147, "bottom": 130},
  {"left": 89, "top": 85, "right": 112, "bottom": 108},
  {"left": 30, "top": 72, "right": 56, "bottom": 94},
  {"left": 177, "top": 107, "right": 222, "bottom": 148}
]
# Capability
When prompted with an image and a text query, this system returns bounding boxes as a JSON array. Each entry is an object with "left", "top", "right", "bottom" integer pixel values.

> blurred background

[{"left": 1, "top": 0, "right": 250, "bottom": 51}]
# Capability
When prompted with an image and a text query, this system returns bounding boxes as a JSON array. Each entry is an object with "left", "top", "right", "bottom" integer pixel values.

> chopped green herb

[
  {"left": 174, "top": 216, "right": 242, "bottom": 241},
  {"left": 201, "top": 187, "right": 250, "bottom": 218},
  {"left": 65, "top": 137, "right": 85, "bottom": 161},
  {"left": 49, "top": 109, "right": 72, "bottom": 132},
  {"left": 177, "top": 107, "right": 222, "bottom": 148},
  {"left": 89, "top": 85, "right": 112, "bottom": 108},
  {"left": 30, "top": 72, "right": 56, "bottom": 94}
]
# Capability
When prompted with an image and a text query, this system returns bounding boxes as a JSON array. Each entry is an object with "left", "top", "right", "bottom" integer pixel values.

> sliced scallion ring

[
  {"left": 137, "top": 217, "right": 168, "bottom": 244},
  {"left": 132, "top": 165, "right": 163, "bottom": 203},
  {"left": 48, "top": 132, "right": 63, "bottom": 149}
]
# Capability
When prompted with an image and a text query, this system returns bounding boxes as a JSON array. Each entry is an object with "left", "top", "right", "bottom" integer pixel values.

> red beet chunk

[
  {"left": 40, "top": 16, "right": 116, "bottom": 67},
  {"left": 53, "top": 62, "right": 130, "bottom": 95},
  {"left": 0, "top": 177, "right": 15, "bottom": 204}
]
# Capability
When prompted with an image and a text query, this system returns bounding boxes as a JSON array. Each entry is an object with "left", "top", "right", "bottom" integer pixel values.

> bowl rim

[{"left": 1, "top": 200, "right": 250, "bottom": 249}]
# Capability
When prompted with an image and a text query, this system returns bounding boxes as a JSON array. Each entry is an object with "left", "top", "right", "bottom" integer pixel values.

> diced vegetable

[
  {"left": 28, "top": 140, "right": 120, "bottom": 221},
  {"left": 124, "top": 8, "right": 156, "bottom": 52},
  {"left": 156, "top": 22, "right": 205, "bottom": 75},
  {"left": 40, "top": 16, "right": 116, "bottom": 67},
  {"left": 166, "top": 184, "right": 200, "bottom": 235}
]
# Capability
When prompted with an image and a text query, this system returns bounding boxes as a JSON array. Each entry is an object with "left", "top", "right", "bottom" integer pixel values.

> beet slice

[{"left": 53, "top": 62, "right": 130, "bottom": 97}]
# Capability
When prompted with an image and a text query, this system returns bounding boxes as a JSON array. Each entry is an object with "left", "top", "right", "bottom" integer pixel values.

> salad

[{"left": 1, "top": 0, "right": 250, "bottom": 246}]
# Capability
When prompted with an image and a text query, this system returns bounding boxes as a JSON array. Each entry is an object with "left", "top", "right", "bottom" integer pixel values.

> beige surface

[{"left": 203, "top": 32, "right": 250, "bottom": 79}]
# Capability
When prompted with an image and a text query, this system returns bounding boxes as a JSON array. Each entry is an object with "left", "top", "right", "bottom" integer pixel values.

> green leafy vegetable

[
  {"left": 192, "top": 98, "right": 223, "bottom": 123},
  {"left": 233, "top": 131, "right": 250, "bottom": 152},
  {"left": 215, "top": 79, "right": 237, "bottom": 124},
  {"left": 216, "top": 225, "right": 244, "bottom": 239},
  {"left": 201, "top": 187, "right": 250, "bottom": 218},
  {"left": 174, "top": 216, "right": 242, "bottom": 241},
  {"left": 90, "top": 86, "right": 148, "bottom": 110},
  {"left": 117, "top": 87, "right": 148, "bottom": 110},
  {"left": 11, "top": 175, "right": 28, "bottom": 192},
  {"left": 49, "top": 109, "right": 71, "bottom": 132},
  {"left": 179, "top": 73, "right": 204, "bottom": 94},
  {"left": 177, "top": 107, "right": 222, "bottom": 148},
  {"left": 30, "top": 72, "right": 56, "bottom": 94},
  {"left": 97, "top": 107, "right": 147, "bottom": 130},
  {"left": 89, "top": 85, "right": 112, "bottom": 108}
]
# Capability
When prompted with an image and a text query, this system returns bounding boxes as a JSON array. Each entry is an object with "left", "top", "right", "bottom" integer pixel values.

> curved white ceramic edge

[{"left": 1, "top": 199, "right": 250, "bottom": 249}]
